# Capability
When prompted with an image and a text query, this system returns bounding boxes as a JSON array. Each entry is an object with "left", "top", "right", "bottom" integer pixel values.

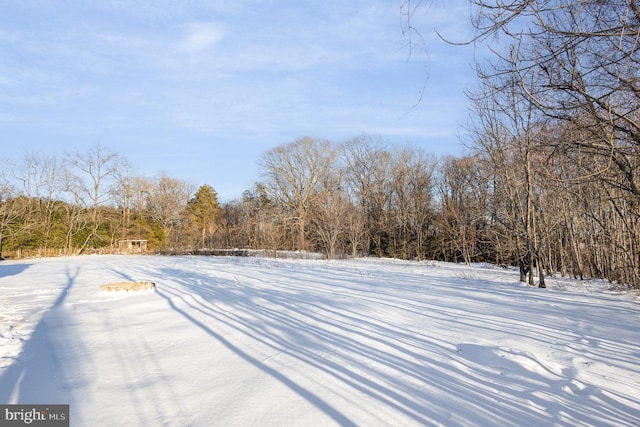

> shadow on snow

[
  {"left": 145, "top": 257, "right": 640, "bottom": 426},
  {"left": 0, "top": 266, "right": 80, "bottom": 407}
]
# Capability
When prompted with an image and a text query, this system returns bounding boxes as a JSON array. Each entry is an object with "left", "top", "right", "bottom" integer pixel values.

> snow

[{"left": 1, "top": 255, "right": 639, "bottom": 426}]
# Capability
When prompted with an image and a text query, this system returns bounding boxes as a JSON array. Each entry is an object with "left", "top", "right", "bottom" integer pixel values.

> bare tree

[
  {"left": 145, "top": 173, "right": 194, "bottom": 249},
  {"left": 12, "top": 152, "right": 61, "bottom": 201},
  {"left": 111, "top": 171, "right": 153, "bottom": 240},
  {"left": 64, "top": 143, "right": 128, "bottom": 221},
  {"left": 387, "top": 147, "right": 437, "bottom": 260},
  {"left": 60, "top": 143, "right": 128, "bottom": 253},
  {"left": 309, "top": 190, "right": 350, "bottom": 259},
  {"left": 259, "top": 137, "right": 337, "bottom": 251},
  {"left": 0, "top": 179, "right": 26, "bottom": 259},
  {"left": 342, "top": 201, "right": 368, "bottom": 258},
  {"left": 465, "top": 1, "right": 640, "bottom": 199},
  {"left": 436, "top": 155, "right": 490, "bottom": 264},
  {"left": 468, "top": 74, "right": 551, "bottom": 286},
  {"left": 10, "top": 152, "right": 63, "bottom": 254},
  {"left": 341, "top": 135, "right": 393, "bottom": 256},
  {"left": 456, "top": 0, "right": 640, "bottom": 286}
]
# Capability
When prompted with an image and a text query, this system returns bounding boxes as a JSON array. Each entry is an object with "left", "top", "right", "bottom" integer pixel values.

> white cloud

[{"left": 177, "top": 22, "right": 227, "bottom": 55}]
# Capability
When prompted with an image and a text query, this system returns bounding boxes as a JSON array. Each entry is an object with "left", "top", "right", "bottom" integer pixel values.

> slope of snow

[{"left": 1, "top": 255, "right": 639, "bottom": 426}]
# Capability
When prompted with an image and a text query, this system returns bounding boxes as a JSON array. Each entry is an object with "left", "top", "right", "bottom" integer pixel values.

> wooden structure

[{"left": 118, "top": 239, "right": 148, "bottom": 254}]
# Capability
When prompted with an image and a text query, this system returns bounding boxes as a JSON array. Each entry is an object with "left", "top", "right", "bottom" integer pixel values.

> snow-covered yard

[{"left": 1, "top": 255, "right": 639, "bottom": 426}]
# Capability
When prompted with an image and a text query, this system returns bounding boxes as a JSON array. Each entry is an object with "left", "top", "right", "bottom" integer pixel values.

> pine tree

[{"left": 189, "top": 184, "right": 220, "bottom": 249}]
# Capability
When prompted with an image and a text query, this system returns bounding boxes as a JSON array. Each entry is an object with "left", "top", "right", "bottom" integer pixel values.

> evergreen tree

[{"left": 189, "top": 184, "right": 220, "bottom": 249}]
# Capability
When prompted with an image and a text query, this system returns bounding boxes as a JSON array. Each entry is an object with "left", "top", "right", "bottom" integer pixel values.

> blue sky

[{"left": 1, "top": 1, "right": 479, "bottom": 201}]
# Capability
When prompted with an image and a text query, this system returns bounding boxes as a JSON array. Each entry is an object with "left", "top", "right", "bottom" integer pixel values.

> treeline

[
  {"left": 1, "top": 132, "right": 639, "bottom": 289},
  {"left": 221, "top": 135, "right": 640, "bottom": 289},
  {"left": 0, "top": 145, "right": 216, "bottom": 258}
]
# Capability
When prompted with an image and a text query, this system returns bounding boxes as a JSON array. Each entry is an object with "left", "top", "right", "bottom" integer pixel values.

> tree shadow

[
  {"left": 0, "top": 266, "right": 80, "bottom": 411},
  {"left": 9, "top": 256, "right": 636, "bottom": 425},
  {"left": 149, "top": 263, "right": 469, "bottom": 424},
  {"left": 155, "top": 285, "right": 359, "bottom": 426},
  {"left": 147, "top": 256, "right": 640, "bottom": 426},
  {"left": 0, "top": 262, "right": 31, "bottom": 278},
  {"left": 101, "top": 261, "right": 361, "bottom": 425}
]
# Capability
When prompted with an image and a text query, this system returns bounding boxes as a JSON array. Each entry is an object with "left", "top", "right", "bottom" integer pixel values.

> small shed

[{"left": 118, "top": 239, "right": 148, "bottom": 254}]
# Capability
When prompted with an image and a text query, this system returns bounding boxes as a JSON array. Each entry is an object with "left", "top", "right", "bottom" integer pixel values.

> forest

[
  {"left": 2, "top": 1, "right": 640, "bottom": 289},
  {"left": 0, "top": 131, "right": 638, "bottom": 289}
]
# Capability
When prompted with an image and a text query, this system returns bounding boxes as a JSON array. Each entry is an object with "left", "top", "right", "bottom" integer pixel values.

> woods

[
  {"left": 1, "top": 130, "right": 639, "bottom": 289},
  {"left": 461, "top": 0, "right": 640, "bottom": 287}
]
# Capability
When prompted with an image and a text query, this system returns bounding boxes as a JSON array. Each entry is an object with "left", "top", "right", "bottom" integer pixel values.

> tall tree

[
  {"left": 466, "top": 1, "right": 640, "bottom": 198},
  {"left": 62, "top": 143, "right": 128, "bottom": 253},
  {"left": 387, "top": 147, "right": 437, "bottom": 260},
  {"left": 460, "top": 0, "right": 640, "bottom": 286},
  {"left": 260, "top": 137, "right": 337, "bottom": 251},
  {"left": 0, "top": 181, "right": 25, "bottom": 259},
  {"left": 436, "top": 155, "right": 491, "bottom": 264},
  {"left": 112, "top": 172, "right": 153, "bottom": 240},
  {"left": 146, "top": 173, "right": 194, "bottom": 249},
  {"left": 189, "top": 184, "right": 220, "bottom": 249},
  {"left": 64, "top": 143, "right": 127, "bottom": 221},
  {"left": 11, "top": 152, "right": 63, "bottom": 254},
  {"left": 341, "top": 135, "right": 393, "bottom": 256}
]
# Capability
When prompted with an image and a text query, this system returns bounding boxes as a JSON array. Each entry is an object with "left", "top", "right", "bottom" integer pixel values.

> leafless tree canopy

[{"left": 463, "top": 0, "right": 640, "bottom": 286}]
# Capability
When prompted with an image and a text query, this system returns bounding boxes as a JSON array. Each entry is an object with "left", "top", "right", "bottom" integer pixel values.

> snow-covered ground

[{"left": 1, "top": 255, "right": 639, "bottom": 426}]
